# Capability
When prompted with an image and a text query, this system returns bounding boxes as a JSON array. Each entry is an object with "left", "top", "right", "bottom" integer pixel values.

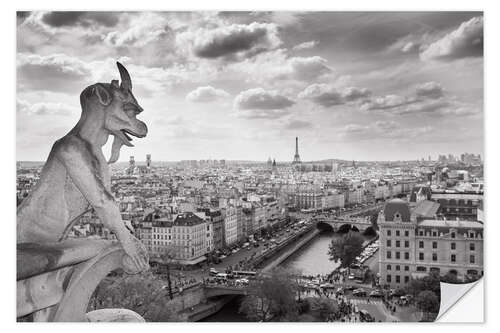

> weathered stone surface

[
  {"left": 17, "top": 266, "right": 72, "bottom": 317},
  {"left": 86, "top": 309, "right": 145, "bottom": 322},
  {"left": 17, "top": 62, "right": 149, "bottom": 274},
  {"left": 17, "top": 239, "right": 113, "bottom": 280},
  {"left": 16, "top": 62, "right": 152, "bottom": 322}
]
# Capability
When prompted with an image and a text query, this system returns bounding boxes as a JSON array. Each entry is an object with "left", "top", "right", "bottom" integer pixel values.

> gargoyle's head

[{"left": 80, "top": 62, "right": 148, "bottom": 163}]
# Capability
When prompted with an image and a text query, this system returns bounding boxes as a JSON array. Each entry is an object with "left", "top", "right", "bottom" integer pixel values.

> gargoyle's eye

[{"left": 123, "top": 102, "right": 140, "bottom": 116}]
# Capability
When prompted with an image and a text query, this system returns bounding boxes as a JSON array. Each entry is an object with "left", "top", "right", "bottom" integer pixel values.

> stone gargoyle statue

[{"left": 17, "top": 62, "right": 149, "bottom": 273}]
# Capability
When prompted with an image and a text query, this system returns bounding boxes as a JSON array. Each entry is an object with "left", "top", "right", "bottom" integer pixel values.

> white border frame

[{"left": 3, "top": 1, "right": 497, "bottom": 332}]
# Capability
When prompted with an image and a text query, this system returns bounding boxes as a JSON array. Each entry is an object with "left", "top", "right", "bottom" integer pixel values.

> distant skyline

[{"left": 17, "top": 12, "right": 483, "bottom": 162}]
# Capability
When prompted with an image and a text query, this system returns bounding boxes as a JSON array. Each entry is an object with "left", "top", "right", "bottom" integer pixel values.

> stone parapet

[{"left": 17, "top": 238, "right": 145, "bottom": 322}]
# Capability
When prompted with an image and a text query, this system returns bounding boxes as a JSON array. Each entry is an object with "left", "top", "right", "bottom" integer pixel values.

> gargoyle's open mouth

[
  {"left": 121, "top": 129, "right": 146, "bottom": 142},
  {"left": 113, "top": 128, "right": 146, "bottom": 147}
]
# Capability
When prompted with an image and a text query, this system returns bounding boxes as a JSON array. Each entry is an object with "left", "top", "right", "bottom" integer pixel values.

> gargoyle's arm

[{"left": 56, "top": 141, "right": 131, "bottom": 242}]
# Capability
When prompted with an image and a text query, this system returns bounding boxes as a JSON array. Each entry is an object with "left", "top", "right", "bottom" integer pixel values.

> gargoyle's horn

[{"left": 117, "top": 62, "right": 132, "bottom": 91}]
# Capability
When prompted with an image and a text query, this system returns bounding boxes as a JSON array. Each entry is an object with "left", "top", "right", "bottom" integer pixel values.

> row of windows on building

[
  {"left": 152, "top": 226, "right": 208, "bottom": 233},
  {"left": 386, "top": 251, "right": 410, "bottom": 260},
  {"left": 386, "top": 274, "right": 410, "bottom": 284},
  {"left": 417, "top": 241, "right": 477, "bottom": 251},
  {"left": 437, "top": 199, "right": 480, "bottom": 206},
  {"left": 416, "top": 229, "right": 482, "bottom": 239},
  {"left": 387, "top": 229, "right": 481, "bottom": 239},
  {"left": 389, "top": 266, "right": 480, "bottom": 276},
  {"left": 386, "top": 240, "right": 410, "bottom": 248},
  {"left": 441, "top": 207, "right": 475, "bottom": 213},
  {"left": 151, "top": 233, "right": 205, "bottom": 240},
  {"left": 386, "top": 250, "right": 476, "bottom": 263},
  {"left": 386, "top": 230, "right": 411, "bottom": 237}
]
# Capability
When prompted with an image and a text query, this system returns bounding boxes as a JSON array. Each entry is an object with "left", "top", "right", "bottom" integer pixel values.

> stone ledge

[
  {"left": 17, "top": 238, "right": 146, "bottom": 322},
  {"left": 18, "top": 238, "right": 115, "bottom": 280}
]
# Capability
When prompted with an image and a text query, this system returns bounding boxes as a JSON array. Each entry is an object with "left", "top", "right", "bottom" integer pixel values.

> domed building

[
  {"left": 378, "top": 198, "right": 483, "bottom": 287},
  {"left": 378, "top": 199, "right": 417, "bottom": 286},
  {"left": 382, "top": 198, "right": 412, "bottom": 222}
]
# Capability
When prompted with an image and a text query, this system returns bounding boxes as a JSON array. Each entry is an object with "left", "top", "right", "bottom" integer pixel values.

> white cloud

[
  {"left": 17, "top": 53, "right": 219, "bottom": 95},
  {"left": 401, "top": 41, "right": 417, "bottom": 53},
  {"left": 420, "top": 16, "right": 483, "bottom": 61},
  {"left": 104, "top": 13, "right": 171, "bottom": 48},
  {"left": 177, "top": 22, "right": 281, "bottom": 59},
  {"left": 339, "top": 121, "right": 433, "bottom": 141},
  {"left": 186, "top": 86, "right": 229, "bottom": 102},
  {"left": 293, "top": 40, "right": 319, "bottom": 51},
  {"left": 284, "top": 119, "right": 314, "bottom": 130},
  {"left": 415, "top": 81, "right": 444, "bottom": 99},
  {"left": 360, "top": 94, "right": 418, "bottom": 111},
  {"left": 342, "top": 87, "right": 372, "bottom": 102},
  {"left": 288, "top": 56, "right": 332, "bottom": 81},
  {"left": 234, "top": 88, "right": 295, "bottom": 110},
  {"left": 17, "top": 53, "right": 91, "bottom": 76},
  {"left": 298, "top": 84, "right": 343, "bottom": 107},
  {"left": 233, "top": 88, "right": 295, "bottom": 118},
  {"left": 17, "top": 99, "right": 78, "bottom": 116},
  {"left": 298, "top": 84, "right": 371, "bottom": 107},
  {"left": 230, "top": 49, "right": 333, "bottom": 85},
  {"left": 374, "top": 120, "right": 398, "bottom": 131},
  {"left": 360, "top": 90, "right": 479, "bottom": 117}
]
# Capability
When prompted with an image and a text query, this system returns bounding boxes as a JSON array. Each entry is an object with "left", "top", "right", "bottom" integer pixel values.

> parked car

[
  {"left": 235, "top": 278, "right": 249, "bottom": 286},
  {"left": 320, "top": 283, "right": 335, "bottom": 289},
  {"left": 400, "top": 295, "right": 414, "bottom": 302},
  {"left": 215, "top": 273, "right": 228, "bottom": 281},
  {"left": 369, "top": 290, "right": 384, "bottom": 298},
  {"left": 352, "top": 289, "right": 367, "bottom": 297},
  {"left": 389, "top": 288, "right": 406, "bottom": 298},
  {"left": 209, "top": 268, "right": 219, "bottom": 276}
]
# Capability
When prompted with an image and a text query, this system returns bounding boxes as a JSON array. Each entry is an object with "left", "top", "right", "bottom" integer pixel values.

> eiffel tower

[{"left": 292, "top": 137, "right": 301, "bottom": 164}]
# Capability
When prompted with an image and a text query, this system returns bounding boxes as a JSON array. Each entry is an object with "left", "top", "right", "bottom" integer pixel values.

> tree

[
  {"left": 416, "top": 290, "right": 440, "bottom": 321},
  {"left": 307, "top": 297, "right": 339, "bottom": 321},
  {"left": 405, "top": 271, "right": 441, "bottom": 298},
  {"left": 363, "top": 226, "right": 377, "bottom": 237},
  {"left": 239, "top": 268, "right": 298, "bottom": 321},
  {"left": 88, "top": 271, "right": 178, "bottom": 322},
  {"left": 328, "top": 231, "right": 364, "bottom": 269},
  {"left": 158, "top": 246, "right": 180, "bottom": 300},
  {"left": 441, "top": 270, "right": 459, "bottom": 284}
]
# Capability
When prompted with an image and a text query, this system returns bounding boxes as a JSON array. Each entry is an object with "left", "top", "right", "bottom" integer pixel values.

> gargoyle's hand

[{"left": 121, "top": 235, "right": 149, "bottom": 274}]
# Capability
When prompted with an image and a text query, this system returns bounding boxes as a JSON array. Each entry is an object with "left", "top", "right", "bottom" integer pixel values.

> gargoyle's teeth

[{"left": 121, "top": 130, "right": 133, "bottom": 141}]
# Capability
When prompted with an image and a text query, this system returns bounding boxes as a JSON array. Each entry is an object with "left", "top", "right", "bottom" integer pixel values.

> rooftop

[
  {"left": 417, "top": 219, "right": 483, "bottom": 229},
  {"left": 384, "top": 198, "right": 411, "bottom": 222},
  {"left": 413, "top": 200, "right": 440, "bottom": 218},
  {"left": 174, "top": 212, "right": 205, "bottom": 226}
]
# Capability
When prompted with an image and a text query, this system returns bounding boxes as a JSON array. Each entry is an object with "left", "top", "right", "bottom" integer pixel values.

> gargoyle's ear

[{"left": 94, "top": 84, "right": 112, "bottom": 106}]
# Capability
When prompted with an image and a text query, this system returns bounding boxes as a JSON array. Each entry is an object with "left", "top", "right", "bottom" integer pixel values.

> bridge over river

[
  {"left": 204, "top": 285, "right": 250, "bottom": 298},
  {"left": 315, "top": 216, "right": 373, "bottom": 232},
  {"left": 313, "top": 203, "right": 383, "bottom": 232}
]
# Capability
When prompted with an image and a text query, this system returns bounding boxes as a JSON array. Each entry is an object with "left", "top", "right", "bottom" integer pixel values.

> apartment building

[{"left": 379, "top": 199, "right": 483, "bottom": 287}]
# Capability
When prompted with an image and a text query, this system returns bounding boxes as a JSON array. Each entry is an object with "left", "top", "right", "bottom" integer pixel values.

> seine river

[
  {"left": 201, "top": 232, "right": 341, "bottom": 321},
  {"left": 281, "top": 232, "right": 341, "bottom": 275}
]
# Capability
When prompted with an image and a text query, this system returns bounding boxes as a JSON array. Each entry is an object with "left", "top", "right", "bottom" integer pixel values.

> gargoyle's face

[
  {"left": 104, "top": 86, "right": 148, "bottom": 147},
  {"left": 87, "top": 62, "right": 148, "bottom": 163}
]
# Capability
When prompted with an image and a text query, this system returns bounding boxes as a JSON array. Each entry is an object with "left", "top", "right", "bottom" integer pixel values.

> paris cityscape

[{"left": 16, "top": 11, "right": 483, "bottom": 322}]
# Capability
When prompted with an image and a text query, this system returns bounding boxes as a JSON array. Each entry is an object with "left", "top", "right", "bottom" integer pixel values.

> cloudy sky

[{"left": 16, "top": 11, "right": 483, "bottom": 162}]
